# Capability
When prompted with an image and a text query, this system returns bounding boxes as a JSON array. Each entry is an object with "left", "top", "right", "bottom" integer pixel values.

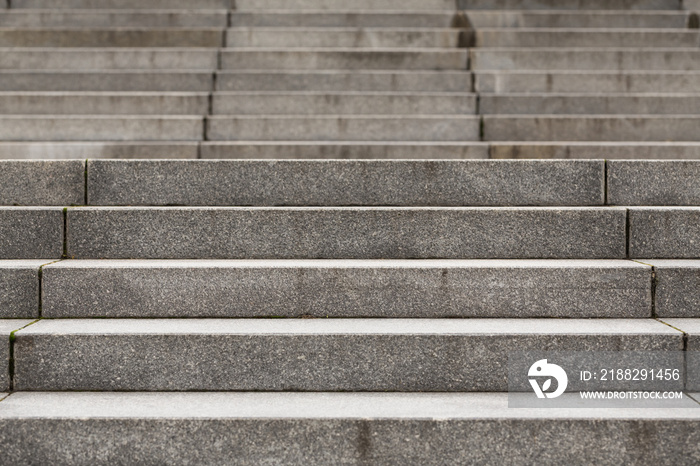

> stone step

[
  {"left": 0, "top": 142, "right": 200, "bottom": 159},
  {"left": 662, "top": 318, "right": 700, "bottom": 391},
  {"left": 211, "top": 92, "right": 477, "bottom": 115},
  {"left": 475, "top": 71, "right": 700, "bottom": 93},
  {"left": 0, "top": 116, "right": 203, "bottom": 141},
  {"left": 475, "top": 29, "right": 700, "bottom": 48},
  {"left": 2, "top": 142, "right": 699, "bottom": 160},
  {"left": 483, "top": 116, "right": 700, "bottom": 141},
  {"left": 0, "top": 48, "right": 218, "bottom": 70},
  {"left": 64, "top": 206, "right": 626, "bottom": 259},
  {"left": 0, "top": 71, "right": 214, "bottom": 91},
  {"left": 638, "top": 261, "right": 700, "bottom": 317},
  {"left": 230, "top": 10, "right": 692, "bottom": 28},
  {"left": 480, "top": 94, "right": 700, "bottom": 115},
  {"left": 629, "top": 207, "right": 700, "bottom": 258},
  {"left": 0, "top": 10, "right": 229, "bottom": 28},
  {"left": 206, "top": 115, "right": 480, "bottom": 141},
  {"left": 457, "top": 0, "right": 683, "bottom": 8},
  {"left": 489, "top": 142, "right": 700, "bottom": 159},
  {"left": 235, "top": 0, "right": 681, "bottom": 9},
  {"left": 0, "top": 320, "right": 34, "bottom": 391},
  {"left": 0, "top": 261, "right": 51, "bottom": 318},
  {"left": 0, "top": 28, "right": 224, "bottom": 47},
  {"left": 0, "top": 92, "right": 208, "bottom": 115},
  {"left": 230, "top": 11, "right": 460, "bottom": 28},
  {"left": 215, "top": 70, "right": 471, "bottom": 92},
  {"left": 234, "top": 0, "right": 455, "bottom": 10},
  {"left": 0, "top": 207, "right": 63, "bottom": 259},
  {"left": 41, "top": 259, "right": 651, "bottom": 318},
  {"left": 85, "top": 159, "right": 602, "bottom": 206},
  {"left": 608, "top": 160, "right": 700, "bottom": 206},
  {"left": 1, "top": 392, "right": 699, "bottom": 464},
  {"left": 11, "top": 0, "right": 231, "bottom": 8},
  {"left": 471, "top": 48, "right": 700, "bottom": 70},
  {"left": 465, "top": 10, "right": 693, "bottom": 28},
  {"left": 11, "top": 318, "right": 681, "bottom": 391},
  {"left": 220, "top": 49, "right": 469, "bottom": 70},
  {"left": 225, "top": 28, "right": 466, "bottom": 48},
  {"left": 0, "top": 160, "right": 84, "bottom": 205},
  {"left": 200, "top": 141, "right": 489, "bottom": 159}
]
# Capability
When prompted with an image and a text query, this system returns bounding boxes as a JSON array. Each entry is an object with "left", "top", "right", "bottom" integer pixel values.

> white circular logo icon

[{"left": 528, "top": 359, "right": 568, "bottom": 399}]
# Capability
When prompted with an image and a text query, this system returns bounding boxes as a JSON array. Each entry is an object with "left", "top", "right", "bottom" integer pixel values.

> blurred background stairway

[{"left": 1, "top": 0, "right": 699, "bottom": 159}]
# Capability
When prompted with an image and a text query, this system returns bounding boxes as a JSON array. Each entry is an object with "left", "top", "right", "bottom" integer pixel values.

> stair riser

[
  {"left": 65, "top": 207, "right": 627, "bottom": 259},
  {"left": 220, "top": 50, "right": 469, "bottom": 71},
  {"left": 471, "top": 50, "right": 700, "bottom": 71},
  {"left": 13, "top": 327, "right": 680, "bottom": 391},
  {"left": 0, "top": 94, "right": 208, "bottom": 115},
  {"left": 0, "top": 49, "right": 218, "bottom": 70},
  {"left": 0, "top": 72, "right": 214, "bottom": 92},
  {"left": 85, "top": 159, "right": 602, "bottom": 206},
  {"left": 0, "top": 30, "right": 224, "bottom": 48},
  {"left": 216, "top": 71, "right": 471, "bottom": 92},
  {"left": 0, "top": 117, "right": 203, "bottom": 142},
  {"left": 484, "top": 117, "right": 700, "bottom": 142},
  {"left": 476, "top": 72, "right": 700, "bottom": 93},
  {"left": 42, "top": 261, "right": 650, "bottom": 318}
]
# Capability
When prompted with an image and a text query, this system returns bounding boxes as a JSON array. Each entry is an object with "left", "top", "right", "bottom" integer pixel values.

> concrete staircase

[
  {"left": 2, "top": 1, "right": 700, "bottom": 465},
  {"left": 1, "top": 0, "right": 700, "bottom": 158},
  {"left": 2, "top": 158, "right": 700, "bottom": 463}
]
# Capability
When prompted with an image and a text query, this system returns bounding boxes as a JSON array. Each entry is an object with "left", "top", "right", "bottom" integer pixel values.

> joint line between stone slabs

[
  {"left": 632, "top": 260, "right": 657, "bottom": 318},
  {"left": 657, "top": 318, "right": 689, "bottom": 390},
  {"left": 61, "top": 208, "right": 68, "bottom": 259},
  {"left": 687, "top": 393, "right": 700, "bottom": 406},
  {"left": 625, "top": 208, "right": 631, "bottom": 259},
  {"left": 84, "top": 159, "right": 88, "bottom": 205},
  {"left": 603, "top": 160, "right": 609, "bottom": 206},
  {"left": 8, "top": 320, "right": 40, "bottom": 392},
  {"left": 0, "top": 393, "right": 9, "bottom": 403},
  {"left": 38, "top": 259, "right": 63, "bottom": 319}
]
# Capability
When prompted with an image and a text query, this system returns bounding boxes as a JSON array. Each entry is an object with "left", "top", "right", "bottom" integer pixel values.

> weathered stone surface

[
  {"left": 0, "top": 48, "right": 218, "bottom": 70},
  {"left": 0, "top": 71, "right": 214, "bottom": 91},
  {"left": 0, "top": 92, "right": 209, "bottom": 115},
  {"left": 1, "top": 392, "right": 699, "bottom": 465},
  {"left": 0, "top": 116, "right": 203, "bottom": 141},
  {"left": 643, "top": 261, "right": 700, "bottom": 318},
  {"left": 0, "top": 142, "right": 198, "bottom": 160},
  {"left": 0, "top": 208, "right": 64, "bottom": 259},
  {"left": 220, "top": 50, "right": 468, "bottom": 71},
  {"left": 489, "top": 143, "right": 700, "bottom": 160},
  {"left": 0, "top": 161, "right": 83, "bottom": 205},
  {"left": 41, "top": 259, "right": 650, "bottom": 318},
  {"left": 608, "top": 161, "right": 700, "bottom": 205},
  {"left": 0, "top": 29, "right": 224, "bottom": 48},
  {"left": 483, "top": 116, "right": 700, "bottom": 142},
  {"left": 0, "top": 320, "right": 34, "bottom": 391},
  {"left": 207, "top": 116, "right": 480, "bottom": 141},
  {"left": 13, "top": 319, "right": 681, "bottom": 391},
  {"left": 66, "top": 207, "right": 627, "bottom": 259},
  {"left": 475, "top": 30, "right": 700, "bottom": 48},
  {"left": 0, "top": 11, "right": 228, "bottom": 28},
  {"left": 215, "top": 70, "right": 471, "bottom": 92},
  {"left": 629, "top": 208, "right": 700, "bottom": 259},
  {"left": 200, "top": 142, "right": 488, "bottom": 159},
  {"left": 480, "top": 94, "right": 700, "bottom": 115},
  {"left": 659, "top": 318, "right": 700, "bottom": 391},
  {"left": 86, "top": 160, "right": 603, "bottom": 206},
  {"left": 211, "top": 92, "right": 477, "bottom": 115},
  {"left": 12, "top": 0, "right": 230, "bottom": 8},
  {"left": 471, "top": 49, "right": 700, "bottom": 71},
  {"left": 0, "top": 260, "right": 52, "bottom": 318}
]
